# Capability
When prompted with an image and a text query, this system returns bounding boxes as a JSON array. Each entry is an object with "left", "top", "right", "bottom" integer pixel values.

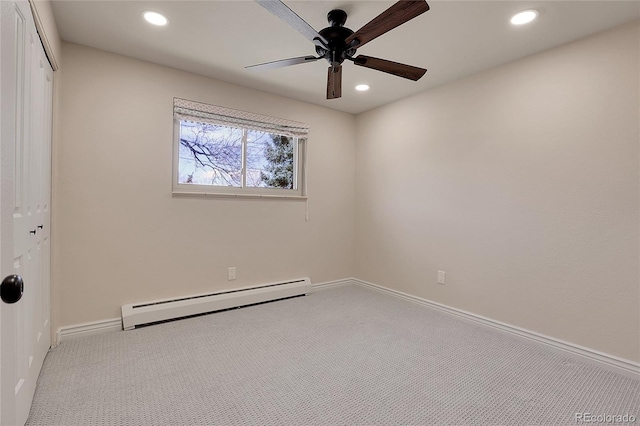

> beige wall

[
  {"left": 54, "top": 43, "right": 356, "bottom": 328},
  {"left": 354, "top": 22, "right": 640, "bottom": 362}
]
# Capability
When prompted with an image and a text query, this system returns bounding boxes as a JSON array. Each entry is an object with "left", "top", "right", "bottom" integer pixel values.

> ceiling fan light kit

[{"left": 247, "top": 0, "right": 430, "bottom": 100}]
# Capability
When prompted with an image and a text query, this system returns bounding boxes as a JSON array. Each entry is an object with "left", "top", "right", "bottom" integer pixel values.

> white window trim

[{"left": 172, "top": 118, "right": 308, "bottom": 199}]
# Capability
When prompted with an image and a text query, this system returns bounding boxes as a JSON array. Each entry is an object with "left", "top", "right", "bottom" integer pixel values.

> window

[{"left": 173, "top": 98, "right": 308, "bottom": 198}]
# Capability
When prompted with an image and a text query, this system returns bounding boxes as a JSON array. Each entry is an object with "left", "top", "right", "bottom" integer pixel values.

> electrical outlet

[
  {"left": 437, "top": 270, "right": 446, "bottom": 285},
  {"left": 228, "top": 267, "right": 236, "bottom": 281}
]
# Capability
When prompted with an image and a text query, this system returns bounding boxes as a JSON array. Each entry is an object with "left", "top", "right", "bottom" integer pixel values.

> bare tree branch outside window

[
  {"left": 178, "top": 120, "right": 295, "bottom": 190},
  {"left": 178, "top": 122, "right": 242, "bottom": 186}
]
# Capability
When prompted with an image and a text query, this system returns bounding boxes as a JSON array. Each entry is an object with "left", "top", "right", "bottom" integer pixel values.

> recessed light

[
  {"left": 143, "top": 11, "right": 168, "bottom": 26},
  {"left": 355, "top": 84, "right": 370, "bottom": 92},
  {"left": 510, "top": 9, "right": 538, "bottom": 25}
]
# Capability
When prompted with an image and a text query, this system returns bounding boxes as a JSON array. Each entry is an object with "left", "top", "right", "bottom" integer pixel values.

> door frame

[{"left": 28, "top": 0, "right": 60, "bottom": 351}]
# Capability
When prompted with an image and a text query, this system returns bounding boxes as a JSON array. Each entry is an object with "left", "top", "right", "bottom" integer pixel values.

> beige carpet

[{"left": 27, "top": 285, "right": 639, "bottom": 425}]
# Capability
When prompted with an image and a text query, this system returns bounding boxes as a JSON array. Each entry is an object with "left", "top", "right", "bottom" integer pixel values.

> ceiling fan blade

[
  {"left": 345, "top": 0, "right": 429, "bottom": 49},
  {"left": 353, "top": 55, "right": 426, "bottom": 81},
  {"left": 246, "top": 56, "right": 320, "bottom": 71},
  {"left": 255, "top": 0, "right": 328, "bottom": 48},
  {"left": 327, "top": 66, "right": 342, "bottom": 99}
]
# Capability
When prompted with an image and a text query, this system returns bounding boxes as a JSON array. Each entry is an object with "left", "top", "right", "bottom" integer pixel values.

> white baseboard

[
  {"left": 347, "top": 277, "right": 639, "bottom": 379},
  {"left": 56, "top": 318, "right": 122, "bottom": 346},
  {"left": 312, "top": 278, "right": 354, "bottom": 292}
]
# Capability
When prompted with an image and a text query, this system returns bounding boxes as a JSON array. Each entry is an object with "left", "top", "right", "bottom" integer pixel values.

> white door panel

[{"left": 1, "top": 1, "right": 53, "bottom": 424}]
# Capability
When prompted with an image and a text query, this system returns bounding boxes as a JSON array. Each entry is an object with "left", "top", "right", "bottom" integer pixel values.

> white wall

[
  {"left": 354, "top": 21, "right": 639, "bottom": 362},
  {"left": 54, "top": 43, "right": 356, "bottom": 329}
]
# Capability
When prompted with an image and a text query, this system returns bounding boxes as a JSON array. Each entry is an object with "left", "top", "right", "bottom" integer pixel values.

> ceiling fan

[{"left": 246, "top": 0, "right": 430, "bottom": 100}]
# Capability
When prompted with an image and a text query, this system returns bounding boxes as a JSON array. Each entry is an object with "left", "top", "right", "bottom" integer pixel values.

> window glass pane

[
  {"left": 178, "top": 120, "right": 242, "bottom": 187},
  {"left": 245, "top": 131, "right": 295, "bottom": 189}
]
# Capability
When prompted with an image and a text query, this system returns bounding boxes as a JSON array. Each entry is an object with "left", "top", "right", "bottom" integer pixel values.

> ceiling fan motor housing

[{"left": 316, "top": 9, "right": 357, "bottom": 66}]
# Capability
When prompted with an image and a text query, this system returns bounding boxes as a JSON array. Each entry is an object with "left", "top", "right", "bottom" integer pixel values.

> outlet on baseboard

[
  {"left": 228, "top": 267, "right": 236, "bottom": 281},
  {"left": 437, "top": 270, "right": 446, "bottom": 285}
]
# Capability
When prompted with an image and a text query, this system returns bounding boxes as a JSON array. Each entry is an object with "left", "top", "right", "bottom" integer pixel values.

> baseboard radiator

[{"left": 121, "top": 277, "right": 311, "bottom": 330}]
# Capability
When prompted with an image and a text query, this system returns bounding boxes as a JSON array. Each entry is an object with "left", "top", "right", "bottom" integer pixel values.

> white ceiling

[{"left": 51, "top": 1, "right": 640, "bottom": 114}]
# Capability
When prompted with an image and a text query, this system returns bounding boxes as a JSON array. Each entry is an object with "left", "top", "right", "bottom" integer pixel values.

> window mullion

[
  {"left": 293, "top": 137, "right": 299, "bottom": 191},
  {"left": 241, "top": 129, "right": 248, "bottom": 189}
]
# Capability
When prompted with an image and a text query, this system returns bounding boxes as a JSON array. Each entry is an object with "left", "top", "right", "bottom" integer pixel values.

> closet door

[{"left": 0, "top": 1, "right": 53, "bottom": 424}]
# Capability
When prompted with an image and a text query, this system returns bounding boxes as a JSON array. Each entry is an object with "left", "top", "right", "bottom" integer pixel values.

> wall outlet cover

[{"left": 228, "top": 267, "right": 236, "bottom": 281}]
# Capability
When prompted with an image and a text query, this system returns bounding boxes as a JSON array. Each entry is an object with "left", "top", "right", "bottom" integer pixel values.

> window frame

[{"left": 172, "top": 118, "right": 307, "bottom": 199}]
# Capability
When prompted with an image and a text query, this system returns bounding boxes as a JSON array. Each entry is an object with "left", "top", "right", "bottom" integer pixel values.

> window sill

[{"left": 172, "top": 191, "right": 308, "bottom": 200}]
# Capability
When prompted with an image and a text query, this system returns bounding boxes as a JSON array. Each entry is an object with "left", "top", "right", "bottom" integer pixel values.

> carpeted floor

[{"left": 27, "top": 284, "right": 639, "bottom": 425}]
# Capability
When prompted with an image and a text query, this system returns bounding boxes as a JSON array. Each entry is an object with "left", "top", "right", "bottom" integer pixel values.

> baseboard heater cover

[{"left": 121, "top": 278, "right": 311, "bottom": 330}]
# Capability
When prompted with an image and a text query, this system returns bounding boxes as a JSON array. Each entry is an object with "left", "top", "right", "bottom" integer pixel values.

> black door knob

[{"left": 1, "top": 274, "right": 24, "bottom": 304}]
